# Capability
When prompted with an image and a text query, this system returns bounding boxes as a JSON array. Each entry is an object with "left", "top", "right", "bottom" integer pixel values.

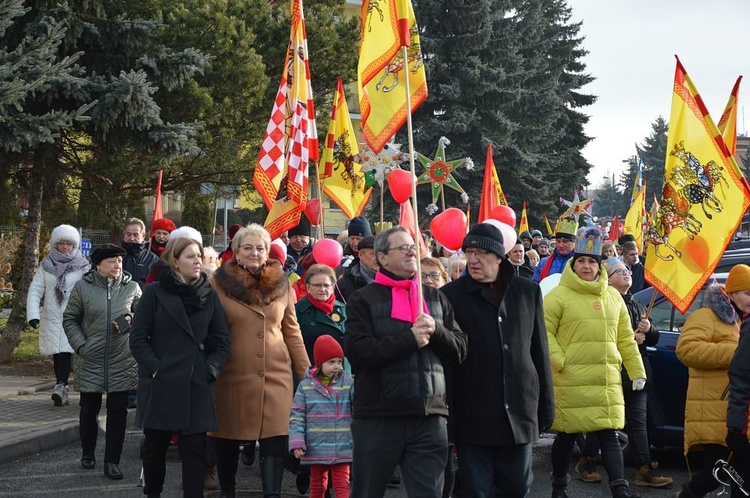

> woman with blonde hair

[{"left": 210, "top": 224, "right": 310, "bottom": 498}]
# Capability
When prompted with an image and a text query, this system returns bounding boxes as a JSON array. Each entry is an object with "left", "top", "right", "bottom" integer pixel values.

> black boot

[
  {"left": 261, "top": 456, "right": 284, "bottom": 498},
  {"left": 610, "top": 478, "right": 641, "bottom": 498},
  {"left": 551, "top": 473, "right": 571, "bottom": 498},
  {"left": 673, "top": 483, "right": 702, "bottom": 498},
  {"left": 219, "top": 492, "right": 235, "bottom": 498}
]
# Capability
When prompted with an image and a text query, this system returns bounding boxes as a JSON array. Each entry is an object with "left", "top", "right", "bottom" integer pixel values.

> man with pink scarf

[{"left": 344, "top": 226, "right": 468, "bottom": 497}]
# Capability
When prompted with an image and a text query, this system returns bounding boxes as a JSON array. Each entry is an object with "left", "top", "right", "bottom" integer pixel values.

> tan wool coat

[{"left": 209, "top": 260, "right": 310, "bottom": 441}]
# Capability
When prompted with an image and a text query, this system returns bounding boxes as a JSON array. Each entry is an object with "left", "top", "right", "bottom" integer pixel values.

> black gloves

[
  {"left": 28, "top": 319, "right": 39, "bottom": 329},
  {"left": 726, "top": 428, "right": 750, "bottom": 456}
]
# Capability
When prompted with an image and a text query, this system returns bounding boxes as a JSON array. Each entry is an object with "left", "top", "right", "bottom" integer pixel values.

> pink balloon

[
  {"left": 430, "top": 208, "right": 468, "bottom": 251},
  {"left": 481, "top": 220, "right": 517, "bottom": 256},
  {"left": 312, "top": 238, "right": 344, "bottom": 269}
]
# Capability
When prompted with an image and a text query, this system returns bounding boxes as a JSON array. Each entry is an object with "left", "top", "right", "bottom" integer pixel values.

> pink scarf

[{"left": 374, "top": 271, "right": 429, "bottom": 324}]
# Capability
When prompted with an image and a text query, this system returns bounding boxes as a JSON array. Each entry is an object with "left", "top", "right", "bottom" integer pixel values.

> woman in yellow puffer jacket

[
  {"left": 674, "top": 274, "right": 744, "bottom": 498},
  {"left": 544, "top": 227, "right": 646, "bottom": 498}
]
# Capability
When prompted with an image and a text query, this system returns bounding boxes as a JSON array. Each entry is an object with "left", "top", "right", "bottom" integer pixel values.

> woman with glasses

[
  {"left": 209, "top": 224, "right": 310, "bottom": 498},
  {"left": 544, "top": 228, "right": 646, "bottom": 498},
  {"left": 420, "top": 257, "right": 448, "bottom": 288},
  {"left": 296, "top": 264, "right": 348, "bottom": 373}
]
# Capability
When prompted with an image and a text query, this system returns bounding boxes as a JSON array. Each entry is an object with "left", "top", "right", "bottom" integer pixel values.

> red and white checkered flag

[{"left": 253, "top": 0, "right": 317, "bottom": 236}]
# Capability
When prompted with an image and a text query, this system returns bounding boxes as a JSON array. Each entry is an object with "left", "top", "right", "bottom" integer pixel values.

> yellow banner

[
  {"left": 358, "top": 0, "right": 427, "bottom": 153},
  {"left": 322, "top": 78, "right": 373, "bottom": 218},
  {"left": 645, "top": 58, "right": 750, "bottom": 313},
  {"left": 519, "top": 201, "right": 529, "bottom": 234},
  {"left": 623, "top": 182, "right": 646, "bottom": 252}
]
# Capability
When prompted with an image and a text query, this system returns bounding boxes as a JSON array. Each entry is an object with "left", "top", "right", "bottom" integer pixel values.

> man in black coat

[
  {"left": 344, "top": 226, "right": 468, "bottom": 497},
  {"left": 441, "top": 223, "right": 555, "bottom": 498},
  {"left": 336, "top": 235, "right": 377, "bottom": 302},
  {"left": 121, "top": 217, "right": 160, "bottom": 289}
]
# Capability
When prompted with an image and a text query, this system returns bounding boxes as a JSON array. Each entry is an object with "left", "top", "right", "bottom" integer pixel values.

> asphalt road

[{"left": 0, "top": 430, "right": 726, "bottom": 497}]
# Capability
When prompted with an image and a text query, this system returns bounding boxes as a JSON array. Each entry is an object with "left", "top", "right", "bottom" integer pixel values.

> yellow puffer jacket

[
  {"left": 676, "top": 284, "right": 740, "bottom": 455},
  {"left": 544, "top": 263, "right": 646, "bottom": 433}
]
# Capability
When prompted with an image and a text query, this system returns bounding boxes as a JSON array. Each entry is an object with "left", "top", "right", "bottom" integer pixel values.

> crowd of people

[{"left": 23, "top": 214, "right": 750, "bottom": 498}]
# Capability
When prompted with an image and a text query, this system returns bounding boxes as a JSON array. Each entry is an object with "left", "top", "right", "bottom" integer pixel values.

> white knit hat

[
  {"left": 170, "top": 226, "right": 203, "bottom": 245},
  {"left": 50, "top": 224, "right": 81, "bottom": 249}
]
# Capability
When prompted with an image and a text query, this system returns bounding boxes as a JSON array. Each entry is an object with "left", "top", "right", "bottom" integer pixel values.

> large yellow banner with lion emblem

[{"left": 645, "top": 58, "right": 750, "bottom": 313}]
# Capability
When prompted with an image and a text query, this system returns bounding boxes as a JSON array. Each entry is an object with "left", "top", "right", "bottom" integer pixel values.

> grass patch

[{"left": 0, "top": 317, "right": 41, "bottom": 360}]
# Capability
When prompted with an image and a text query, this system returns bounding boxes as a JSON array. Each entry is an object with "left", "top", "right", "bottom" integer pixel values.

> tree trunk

[{"left": 0, "top": 147, "right": 47, "bottom": 363}]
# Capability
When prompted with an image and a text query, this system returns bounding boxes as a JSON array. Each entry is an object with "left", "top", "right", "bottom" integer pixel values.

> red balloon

[
  {"left": 312, "top": 238, "right": 344, "bottom": 269},
  {"left": 430, "top": 208, "right": 468, "bottom": 251},
  {"left": 387, "top": 169, "right": 414, "bottom": 204},
  {"left": 304, "top": 198, "right": 320, "bottom": 225},
  {"left": 489, "top": 205, "right": 517, "bottom": 228}
]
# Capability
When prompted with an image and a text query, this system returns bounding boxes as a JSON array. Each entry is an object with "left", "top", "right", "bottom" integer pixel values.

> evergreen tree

[
  {"left": 412, "top": 0, "right": 594, "bottom": 227},
  {"left": 637, "top": 116, "right": 669, "bottom": 199}
]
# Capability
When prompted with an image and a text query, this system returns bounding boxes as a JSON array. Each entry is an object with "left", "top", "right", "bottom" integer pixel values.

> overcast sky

[{"left": 569, "top": 0, "right": 750, "bottom": 190}]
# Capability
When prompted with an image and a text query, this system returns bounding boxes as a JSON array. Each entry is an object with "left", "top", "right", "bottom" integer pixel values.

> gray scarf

[
  {"left": 359, "top": 261, "right": 377, "bottom": 284},
  {"left": 41, "top": 247, "right": 89, "bottom": 306}
]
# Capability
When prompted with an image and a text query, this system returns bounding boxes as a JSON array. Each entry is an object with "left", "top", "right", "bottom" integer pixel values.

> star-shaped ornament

[
  {"left": 559, "top": 191, "right": 593, "bottom": 222},
  {"left": 354, "top": 143, "right": 408, "bottom": 188},
  {"left": 415, "top": 137, "right": 470, "bottom": 205}
]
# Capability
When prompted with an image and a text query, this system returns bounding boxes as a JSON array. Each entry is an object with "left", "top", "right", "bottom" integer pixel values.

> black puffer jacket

[
  {"left": 122, "top": 241, "right": 160, "bottom": 288},
  {"left": 621, "top": 291, "right": 659, "bottom": 390},
  {"left": 344, "top": 271, "right": 467, "bottom": 418}
]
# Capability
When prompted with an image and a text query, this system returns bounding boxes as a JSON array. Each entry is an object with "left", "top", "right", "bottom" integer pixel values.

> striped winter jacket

[{"left": 288, "top": 367, "right": 354, "bottom": 465}]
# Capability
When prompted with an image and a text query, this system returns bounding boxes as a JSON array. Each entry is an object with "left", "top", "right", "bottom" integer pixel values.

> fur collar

[
  {"left": 213, "top": 259, "right": 288, "bottom": 307},
  {"left": 702, "top": 284, "right": 738, "bottom": 324}
]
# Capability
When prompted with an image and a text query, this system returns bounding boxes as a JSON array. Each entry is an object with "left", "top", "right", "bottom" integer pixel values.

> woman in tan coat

[
  {"left": 209, "top": 224, "right": 310, "bottom": 498},
  {"left": 674, "top": 275, "right": 745, "bottom": 498}
]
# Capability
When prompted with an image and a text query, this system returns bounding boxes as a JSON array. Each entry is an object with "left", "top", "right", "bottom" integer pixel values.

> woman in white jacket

[{"left": 26, "top": 224, "right": 89, "bottom": 406}]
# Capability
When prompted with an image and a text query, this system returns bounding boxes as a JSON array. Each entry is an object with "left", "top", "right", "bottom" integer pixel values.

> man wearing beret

[
  {"left": 336, "top": 235, "right": 378, "bottom": 302},
  {"left": 287, "top": 218, "right": 313, "bottom": 276},
  {"left": 441, "top": 223, "right": 555, "bottom": 497}
]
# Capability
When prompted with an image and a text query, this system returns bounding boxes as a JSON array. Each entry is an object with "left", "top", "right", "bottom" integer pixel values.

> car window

[{"left": 650, "top": 298, "right": 675, "bottom": 332}]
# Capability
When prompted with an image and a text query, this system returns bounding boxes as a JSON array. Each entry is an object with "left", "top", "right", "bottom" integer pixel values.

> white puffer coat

[{"left": 27, "top": 264, "right": 89, "bottom": 355}]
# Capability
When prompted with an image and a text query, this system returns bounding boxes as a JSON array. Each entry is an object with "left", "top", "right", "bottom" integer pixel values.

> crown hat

[
  {"left": 574, "top": 227, "right": 604, "bottom": 260},
  {"left": 555, "top": 217, "right": 578, "bottom": 241}
]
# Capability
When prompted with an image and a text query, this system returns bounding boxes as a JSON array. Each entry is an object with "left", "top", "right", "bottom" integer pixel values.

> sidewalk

[{"left": 0, "top": 374, "right": 83, "bottom": 465}]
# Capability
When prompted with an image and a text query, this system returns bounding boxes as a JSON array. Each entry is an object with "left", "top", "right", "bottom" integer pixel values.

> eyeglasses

[
  {"left": 421, "top": 272, "right": 442, "bottom": 281},
  {"left": 307, "top": 283, "right": 333, "bottom": 290},
  {"left": 239, "top": 245, "right": 266, "bottom": 254},
  {"left": 387, "top": 244, "right": 417, "bottom": 254},
  {"left": 609, "top": 269, "right": 632, "bottom": 277}
]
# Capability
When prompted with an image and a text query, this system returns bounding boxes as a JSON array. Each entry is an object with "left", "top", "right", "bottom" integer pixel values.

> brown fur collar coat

[{"left": 212, "top": 259, "right": 288, "bottom": 307}]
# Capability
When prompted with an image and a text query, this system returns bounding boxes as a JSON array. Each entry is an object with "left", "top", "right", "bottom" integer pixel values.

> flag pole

[
  {"left": 315, "top": 161, "right": 325, "bottom": 241},
  {"left": 380, "top": 184, "right": 384, "bottom": 233},
  {"left": 401, "top": 44, "right": 423, "bottom": 305}
]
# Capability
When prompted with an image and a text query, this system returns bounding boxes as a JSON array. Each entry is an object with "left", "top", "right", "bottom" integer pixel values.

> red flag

[
  {"left": 399, "top": 199, "right": 426, "bottom": 257},
  {"left": 152, "top": 169, "right": 163, "bottom": 223},
  {"left": 609, "top": 215, "right": 621, "bottom": 243},
  {"left": 477, "top": 144, "right": 508, "bottom": 222}
]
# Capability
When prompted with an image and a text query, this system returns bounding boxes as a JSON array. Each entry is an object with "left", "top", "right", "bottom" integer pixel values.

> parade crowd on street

[{"left": 22, "top": 214, "right": 750, "bottom": 498}]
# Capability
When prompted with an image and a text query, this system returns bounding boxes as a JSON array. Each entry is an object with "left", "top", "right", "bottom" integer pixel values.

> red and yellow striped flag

[
  {"left": 645, "top": 58, "right": 750, "bottom": 313},
  {"left": 717, "top": 76, "right": 742, "bottom": 155},
  {"left": 518, "top": 201, "right": 529, "bottom": 234},
  {"left": 253, "top": 0, "right": 317, "bottom": 239},
  {"left": 544, "top": 215, "right": 553, "bottom": 236},
  {"left": 321, "top": 77, "right": 373, "bottom": 219},
  {"left": 358, "top": 0, "right": 427, "bottom": 153},
  {"left": 477, "top": 144, "right": 508, "bottom": 223}
]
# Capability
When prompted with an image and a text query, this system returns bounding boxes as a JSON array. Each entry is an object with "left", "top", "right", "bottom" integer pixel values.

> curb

[
  {"left": 0, "top": 406, "right": 136, "bottom": 465},
  {"left": 0, "top": 380, "right": 56, "bottom": 401}
]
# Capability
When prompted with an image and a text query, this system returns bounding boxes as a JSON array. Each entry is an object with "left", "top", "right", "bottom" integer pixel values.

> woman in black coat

[{"left": 130, "top": 236, "right": 230, "bottom": 498}]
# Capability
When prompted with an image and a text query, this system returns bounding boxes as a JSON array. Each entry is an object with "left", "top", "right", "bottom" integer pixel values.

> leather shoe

[
  {"left": 80, "top": 457, "right": 95, "bottom": 470},
  {"left": 103, "top": 462, "right": 123, "bottom": 480}
]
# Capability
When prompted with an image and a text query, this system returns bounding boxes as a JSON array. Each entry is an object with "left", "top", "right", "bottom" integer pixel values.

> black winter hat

[
  {"left": 617, "top": 234, "right": 636, "bottom": 246},
  {"left": 520, "top": 231, "right": 532, "bottom": 241},
  {"left": 91, "top": 243, "right": 126, "bottom": 267},
  {"left": 462, "top": 223, "right": 505, "bottom": 259},
  {"left": 288, "top": 218, "right": 311, "bottom": 237},
  {"left": 348, "top": 216, "right": 372, "bottom": 237}
]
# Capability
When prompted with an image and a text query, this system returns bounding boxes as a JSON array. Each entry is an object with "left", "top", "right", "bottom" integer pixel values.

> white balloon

[
  {"left": 481, "top": 219, "right": 517, "bottom": 255},
  {"left": 539, "top": 273, "right": 562, "bottom": 298}
]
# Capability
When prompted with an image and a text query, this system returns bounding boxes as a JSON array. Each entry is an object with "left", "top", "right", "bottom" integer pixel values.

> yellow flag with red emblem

[
  {"left": 358, "top": 0, "right": 427, "bottom": 153},
  {"left": 645, "top": 57, "right": 750, "bottom": 313}
]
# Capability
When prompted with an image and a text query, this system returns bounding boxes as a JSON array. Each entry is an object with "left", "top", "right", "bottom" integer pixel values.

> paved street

[{"left": 0, "top": 429, "right": 722, "bottom": 497}]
